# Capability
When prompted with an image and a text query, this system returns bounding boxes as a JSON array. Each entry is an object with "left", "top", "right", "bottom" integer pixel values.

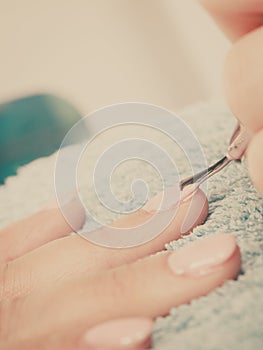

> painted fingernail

[
  {"left": 43, "top": 194, "right": 86, "bottom": 230},
  {"left": 43, "top": 197, "right": 59, "bottom": 210},
  {"left": 168, "top": 234, "right": 237, "bottom": 277},
  {"left": 142, "top": 184, "right": 181, "bottom": 213},
  {"left": 180, "top": 183, "right": 199, "bottom": 203},
  {"left": 43, "top": 192, "right": 77, "bottom": 210},
  {"left": 82, "top": 317, "right": 153, "bottom": 350},
  {"left": 180, "top": 189, "right": 207, "bottom": 234}
]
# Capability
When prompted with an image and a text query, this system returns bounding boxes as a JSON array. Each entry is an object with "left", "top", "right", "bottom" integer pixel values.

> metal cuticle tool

[{"left": 179, "top": 123, "right": 252, "bottom": 201}]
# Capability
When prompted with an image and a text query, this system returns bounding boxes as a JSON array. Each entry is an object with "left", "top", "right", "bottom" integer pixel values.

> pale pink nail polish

[
  {"left": 142, "top": 184, "right": 181, "bottom": 213},
  {"left": 82, "top": 317, "right": 153, "bottom": 350},
  {"left": 43, "top": 197, "right": 59, "bottom": 210},
  {"left": 180, "top": 183, "right": 199, "bottom": 203},
  {"left": 43, "top": 192, "right": 77, "bottom": 210},
  {"left": 180, "top": 189, "right": 207, "bottom": 234},
  {"left": 43, "top": 194, "right": 86, "bottom": 230},
  {"left": 142, "top": 183, "right": 201, "bottom": 214},
  {"left": 168, "top": 234, "right": 237, "bottom": 277}
]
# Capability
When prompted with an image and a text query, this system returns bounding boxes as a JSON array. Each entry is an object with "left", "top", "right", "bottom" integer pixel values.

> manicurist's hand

[
  {"left": 200, "top": 0, "right": 263, "bottom": 195},
  {"left": 0, "top": 190, "right": 240, "bottom": 349}
]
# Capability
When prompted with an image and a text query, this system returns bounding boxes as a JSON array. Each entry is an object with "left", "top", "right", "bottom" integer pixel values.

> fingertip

[
  {"left": 80, "top": 317, "right": 153, "bottom": 350},
  {"left": 180, "top": 188, "right": 208, "bottom": 235},
  {"left": 103, "top": 234, "right": 241, "bottom": 318},
  {"left": 43, "top": 195, "right": 86, "bottom": 231},
  {"left": 247, "top": 129, "right": 263, "bottom": 196},
  {"left": 43, "top": 197, "right": 60, "bottom": 211}
]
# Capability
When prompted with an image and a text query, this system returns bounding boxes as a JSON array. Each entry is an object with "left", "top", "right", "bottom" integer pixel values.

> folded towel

[{"left": 1, "top": 100, "right": 262, "bottom": 349}]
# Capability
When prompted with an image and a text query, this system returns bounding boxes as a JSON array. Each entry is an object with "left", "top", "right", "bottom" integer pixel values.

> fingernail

[
  {"left": 180, "top": 189, "right": 207, "bottom": 234},
  {"left": 43, "top": 192, "right": 76, "bottom": 211},
  {"left": 43, "top": 194, "right": 86, "bottom": 230},
  {"left": 168, "top": 234, "right": 237, "bottom": 277},
  {"left": 82, "top": 317, "right": 153, "bottom": 350},
  {"left": 142, "top": 184, "right": 181, "bottom": 214},
  {"left": 180, "top": 183, "right": 199, "bottom": 203},
  {"left": 43, "top": 197, "right": 59, "bottom": 210}
]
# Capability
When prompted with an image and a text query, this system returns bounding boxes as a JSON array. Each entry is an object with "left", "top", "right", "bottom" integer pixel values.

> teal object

[{"left": 0, "top": 94, "right": 82, "bottom": 184}]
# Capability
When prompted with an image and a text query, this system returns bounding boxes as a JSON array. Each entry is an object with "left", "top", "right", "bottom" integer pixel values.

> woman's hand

[
  {"left": 0, "top": 190, "right": 241, "bottom": 349},
  {"left": 199, "top": 0, "right": 263, "bottom": 195}
]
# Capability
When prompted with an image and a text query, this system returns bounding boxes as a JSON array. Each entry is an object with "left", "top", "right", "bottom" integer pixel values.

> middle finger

[{"left": 5, "top": 188, "right": 208, "bottom": 297}]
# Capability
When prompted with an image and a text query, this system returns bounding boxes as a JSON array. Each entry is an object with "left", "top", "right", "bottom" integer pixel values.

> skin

[
  {"left": 0, "top": 190, "right": 241, "bottom": 349},
  {"left": 199, "top": 0, "right": 263, "bottom": 195},
  {"left": 2, "top": 1, "right": 262, "bottom": 347}
]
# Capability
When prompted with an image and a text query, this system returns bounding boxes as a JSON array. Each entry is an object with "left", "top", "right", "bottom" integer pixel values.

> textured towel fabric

[{"left": 1, "top": 101, "right": 262, "bottom": 349}]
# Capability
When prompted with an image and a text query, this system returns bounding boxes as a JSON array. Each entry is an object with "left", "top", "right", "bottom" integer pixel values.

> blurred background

[
  {"left": 0, "top": 0, "right": 230, "bottom": 183},
  {"left": 1, "top": 0, "right": 230, "bottom": 113}
]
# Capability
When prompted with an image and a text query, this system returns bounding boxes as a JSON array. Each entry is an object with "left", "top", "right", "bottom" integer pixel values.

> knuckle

[
  {"left": 0, "top": 263, "right": 12, "bottom": 301},
  {"left": 0, "top": 263, "right": 32, "bottom": 347},
  {"left": 0, "top": 262, "right": 17, "bottom": 301},
  {"left": 0, "top": 261, "right": 31, "bottom": 301},
  {"left": 0, "top": 263, "right": 16, "bottom": 344},
  {"left": 106, "top": 264, "right": 136, "bottom": 306}
]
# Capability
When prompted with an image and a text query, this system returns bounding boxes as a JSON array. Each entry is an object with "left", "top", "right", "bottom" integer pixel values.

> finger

[
  {"left": 5, "top": 189, "right": 208, "bottom": 297},
  {"left": 199, "top": 0, "right": 263, "bottom": 41},
  {"left": 247, "top": 129, "right": 263, "bottom": 195},
  {"left": 9, "top": 234, "right": 240, "bottom": 350},
  {"left": 0, "top": 197, "right": 85, "bottom": 263},
  {"left": 12, "top": 318, "right": 154, "bottom": 350},
  {"left": 224, "top": 26, "right": 263, "bottom": 132},
  {"left": 79, "top": 317, "right": 153, "bottom": 350},
  {"left": 69, "top": 234, "right": 240, "bottom": 324},
  {"left": 0, "top": 184, "right": 207, "bottom": 264}
]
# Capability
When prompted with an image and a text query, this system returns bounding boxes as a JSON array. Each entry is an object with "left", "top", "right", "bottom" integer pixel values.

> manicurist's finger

[
  {"left": 8, "top": 234, "right": 240, "bottom": 350},
  {"left": 6, "top": 189, "right": 208, "bottom": 296},
  {"left": 224, "top": 26, "right": 263, "bottom": 132},
  {"left": 247, "top": 129, "right": 263, "bottom": 195},
  {"left": 0, "top": 197, "right": 85, "bottom": 263},
  {"left": 199, "top": 0, "right": 263, "bottom": 41}
]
